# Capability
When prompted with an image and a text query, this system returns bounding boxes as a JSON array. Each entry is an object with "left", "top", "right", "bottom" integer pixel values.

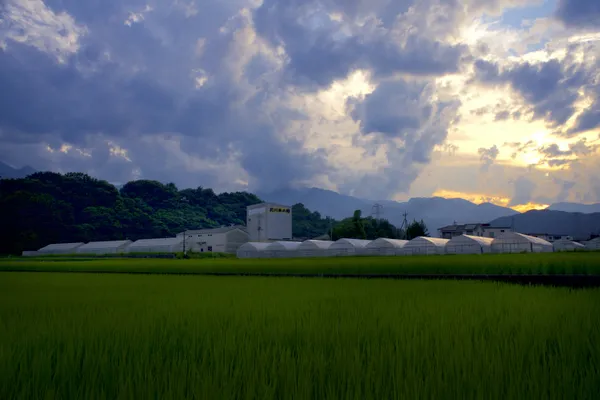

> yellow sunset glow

[{"left": 432, "top": 189, "right": 549, "bottom": 212}]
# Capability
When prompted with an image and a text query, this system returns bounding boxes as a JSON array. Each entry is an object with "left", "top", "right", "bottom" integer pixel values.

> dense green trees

[
  {"left": 331, "top": 210, "right": 405, "bottom": 241},
  {"left": 0, "top": 173, "right": 418, "bottom": 255},
  {"left": 0, "top": 173, "right": 266, "bottom": 254},
  {"left": 405, "top": 220, "right": 429, "bottom": 240}
]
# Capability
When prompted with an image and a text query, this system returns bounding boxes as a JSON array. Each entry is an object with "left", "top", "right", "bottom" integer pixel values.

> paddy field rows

[{"left": 1, "top": 253, "right": 599, "bottom": 398}]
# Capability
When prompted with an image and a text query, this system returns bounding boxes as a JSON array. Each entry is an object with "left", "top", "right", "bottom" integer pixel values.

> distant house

[
  {"left": 176, "top": 225, "right": 249, "bottom": 254},
  {"left": 438, "top": 223, "right": 512, "bottom": 239},
  {"left": 524, "top": 233, "right": 573, "bottom": 243}
]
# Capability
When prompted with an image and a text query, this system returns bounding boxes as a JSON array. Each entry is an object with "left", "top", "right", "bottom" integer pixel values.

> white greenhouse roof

[
  {"left": 554, "top": 239, "right": 585, "bottom": 247},
  {"left": 366, "top": 238, "right": 409, "bottom": 248},
  {"left": 238, "top": 242, "right": 271, "bottom": 251},
  {"left": 78, "top": 240, "right": 131, "bottom": 249},
  {"left": 266, "top": 241, "right": 302, "bottom": 250},
  {"left": 333, "top": 238, "right": 372, "bottom": 248},
  {"left": 495, "top": 232, "right": 552, "bottom": 246},
  {"left": 298, "top": 240, "right": 334, "bottom": 250},
  {"left": 450, "top": 235, "right": 494, "bottom": 246},
  {"left": 406, "top": 237, "right": 449, "bottom": 247},
  {"left": 38, "top": 242, "right": 84, "bottom": 251},
  {"left": 129, "top": 237, "right": 183, "bottom": 247}
]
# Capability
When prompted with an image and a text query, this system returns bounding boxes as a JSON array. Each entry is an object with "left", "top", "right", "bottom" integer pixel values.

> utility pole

[
  {"left": 182, "top": 230, "right": 187, "bottom": 257},
  {"left": 400, "top": 211, "right": 409, "bottom": 239}
]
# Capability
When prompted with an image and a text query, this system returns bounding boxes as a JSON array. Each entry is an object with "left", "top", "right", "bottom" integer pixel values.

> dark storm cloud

[
  {"left": 345, "top": 79, "right": 460, "bottom": 197},
  {"left": 555, "top": 0, "right": 600, "bottom": 28},
  {"left": 252, "top": 0, "right": 468, "bottom": 90},
  {"left": 473, "top": 50, "right": 600, "bottom": 135},
  {"left": 0, "top": 0, "right": 329, "bottom": 191}
]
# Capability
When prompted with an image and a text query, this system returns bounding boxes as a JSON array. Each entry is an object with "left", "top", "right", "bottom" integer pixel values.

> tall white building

[{"left": 246, "top": 203, "right": 293, "bottom": 242}]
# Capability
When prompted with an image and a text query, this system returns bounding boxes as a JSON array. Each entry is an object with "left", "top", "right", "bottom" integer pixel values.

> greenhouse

[
  {"left": 296, "top": 240, "right": 334, "bottom": 257},
  {"left": 76, "top": 240, "right": 132, "bottom": 255},
  {"left": 36, "top": 242, "right": 85, "bottom": 255},
  {"left": 553, "top": 239, "right": 586, "bottom": 252},
  {"left": 328, "top": 238, "right": 371, "bottom": 257},
  {"left": 445, "top": 235, "right": 493, "bottom": 255},
  {"left": 402, "top": 237, "right": 449, "bottom": 256},
  {"left": 126, "top": 237, "right": 184, "bottom": 254},
  {"left": 584, "top": 237, "right": 600, "bottom": 251},
  {"left": 365, "top": 238, "right": 408, "bottom": 256},
  {"left": 264, "top": 241, "right": 302, "bottom": 258},
  {"left": 490, "top": 232, "right": 553, "bottom": 254},
  {"left": 236, "top": 242, "right": 271, "bottom": 258}
]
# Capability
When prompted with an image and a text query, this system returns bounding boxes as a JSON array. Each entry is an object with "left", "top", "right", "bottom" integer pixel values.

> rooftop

[{"left": 179, "top": 225, "right": 247, "bottom": 235}]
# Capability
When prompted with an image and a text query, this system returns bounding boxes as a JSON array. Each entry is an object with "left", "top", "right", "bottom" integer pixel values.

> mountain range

[
  {"left": 489, "top": 210, "right": 600, "bottom": 241},
  {"left": 0, "top": 162, "right": 37, "bottom": 179},
  {"left": 256, "top": 187, "right": 519, "bottom": 234},
  {"left": 2, "top": 161, "right": 599, "bottom": 240}
]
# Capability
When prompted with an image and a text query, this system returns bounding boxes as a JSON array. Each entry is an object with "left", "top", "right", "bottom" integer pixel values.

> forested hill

[{"left": 0, "top": 172, "right": 335, "bottom": 254}]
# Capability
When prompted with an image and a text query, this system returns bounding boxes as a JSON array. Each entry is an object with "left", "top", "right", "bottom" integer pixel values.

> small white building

[
  {"left": 403, "top": 237, "right": 449, "bottom": 255},
  {"left": 264, "top": 241, "right": 302, "bottom": 258},
  {"left": 491, "top": 232, "right": 553, "bottom": 254},
  {"left": 584, "top": 237, "right": 600, "bottom": 251},
  {"left": 328, "top": 238, "right": 371, "bottom": 257},
  {"left": 76, "top": 240, "right": 132, "bottom": 255},
  {"left": 296, "top": 240, "right": 334, "bottom": 257},
  {"left": 126, "top": 237, "right": 184, "bottom": 254},
  {"left": 177, "top": 226, "right": 249, "bottom": 254},
  {"left": 365, "top": 238, "right": 409, "bottom": 256},
  {"left": 236, "top": 242, "right": 271, "bottom": 258},
  {"left": 36, "top": 242, "right": 85, "bottom": 255},
  {"left": 553, "top": 239, "right": 586, "bottom": 252},
  {"left": 445, "top": 235, "right": 493, "bottom": 255}
]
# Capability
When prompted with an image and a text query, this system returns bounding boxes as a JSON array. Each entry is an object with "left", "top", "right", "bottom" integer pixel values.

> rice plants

[
  {"left": 0, "top": 272, "right": 598, "bottom": 399},
  {"left": 1, "top": 251, "right": 600, "bottom": 275}
]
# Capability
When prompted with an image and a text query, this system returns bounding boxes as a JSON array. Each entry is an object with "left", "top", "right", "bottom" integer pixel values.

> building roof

[
  {"left": 179, "top": 225, "right": 247, "bottom": 235},
  {"left": 366, "top": 238, "right": 409, "bottom": 248},
  {"left": 439, "top": 223, "right": 482, "bottom": 232},
  {"left": 247, "top": 202, "right": 290, "bottom": 209},
  {"left": 77, "top": 240, "right": 131, "bottom": 249},
  {"left": 38, "top": 242, "right": 84, "bottom": 251}
]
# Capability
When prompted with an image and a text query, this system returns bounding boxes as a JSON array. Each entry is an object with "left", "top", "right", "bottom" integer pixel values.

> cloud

[
  {"left": 509, "top": 175, "right": 536, "bottom": 206},
  {"left": 345, "top": 78, "right": 460, "bottom": 198},
  {"left": 555, "top": 0, "right": 600, "bottom": 29},
  {"left": 0, "top": 0, "right": 87, "bottom": 63},
  {"left": 477, "top": 145, "right": 499, "bottom": 171},
  {"left": 251, "top": 0, "right": 471, "bottom": 90}
]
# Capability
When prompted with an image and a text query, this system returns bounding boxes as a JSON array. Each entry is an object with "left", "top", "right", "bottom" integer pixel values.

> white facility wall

[
  {"left": 264, "top": 250, "right": 298, "bottom": 258},
  {"left": 584, "top": 240, "right": 600, "bottom": 250}
]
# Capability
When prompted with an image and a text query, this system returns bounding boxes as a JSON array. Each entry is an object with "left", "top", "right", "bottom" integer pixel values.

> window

[
  {"left": 489, "top": 232, "right": 495, "bottom": 238},
  {"left": 208, "top": 246, "right": 213, "bottom": 251},
  {"left": 500, "top": 230, "right": 505, "bottom": 232},
  {"left": 197, "top": 235, "right": 201, "bottom": 238}
]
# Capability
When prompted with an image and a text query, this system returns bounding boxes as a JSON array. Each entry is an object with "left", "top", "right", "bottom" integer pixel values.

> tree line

[{"left": 0, "top": 172, "right": 428, "bottom": 255}]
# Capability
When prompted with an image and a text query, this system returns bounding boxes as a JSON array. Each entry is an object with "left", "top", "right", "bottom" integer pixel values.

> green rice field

[
  {"left": 1, "top": 272, "right": 599, "bottom": 399},
  {"left": 1, "top": 251, "right": 600, "bottom": 276}
]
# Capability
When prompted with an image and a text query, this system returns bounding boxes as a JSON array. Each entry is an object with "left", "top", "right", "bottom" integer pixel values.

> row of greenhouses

[
  {"left": 237, "top": 233, "right": 598, "bottom": 258},
  {"left": 23, "top": 237, "right": 185, "bottom": 256}
]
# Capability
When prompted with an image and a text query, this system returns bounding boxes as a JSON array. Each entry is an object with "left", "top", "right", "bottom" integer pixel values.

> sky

[{"left": 0, "top": 0, "right": 599, "bottom": 212}]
